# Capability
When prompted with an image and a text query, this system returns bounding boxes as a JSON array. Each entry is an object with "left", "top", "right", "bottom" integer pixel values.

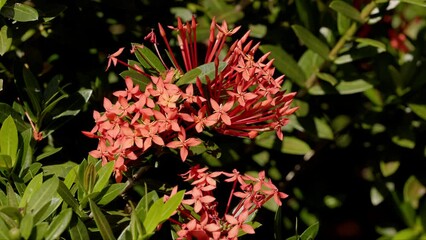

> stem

[
  {"left": 305, "top": 0, "right": 378, "bottom": 88},
  {"left": 225, "top": 179, "right": 238, "bottom": 215}
]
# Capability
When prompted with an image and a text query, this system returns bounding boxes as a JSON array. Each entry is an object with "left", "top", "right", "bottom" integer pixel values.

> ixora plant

[{"left": 82, "top": 16, "right": 299, "bottom": 239}]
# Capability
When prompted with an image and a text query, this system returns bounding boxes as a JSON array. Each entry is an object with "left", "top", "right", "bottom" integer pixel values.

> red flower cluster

[
  {"left": 165, "top": 165, "right": 288, "bottom": 240},
  {"left": 83, "top": 17, "right": 298, "bottom": 182}
]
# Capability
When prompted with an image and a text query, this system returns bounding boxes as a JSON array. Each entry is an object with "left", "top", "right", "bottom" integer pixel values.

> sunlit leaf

[
  {"left": 400, "top": 0, "right": 426, "bottom": 7},
  {"left": 408, "top": 103, "right": 426, "bottom": 120},
  {"left": 300, "top": 222, "right": 319, "bottom": 240},
  {"left": 97, "top": 183, "right": 126, "bottom": 206},
  {"left": 281, "top": 137, "right": 311, "bottom": 155},
  {"left": 93, "top": 161, "right": 114, "bottom": 193},
  {"left": 0, "top": 25, "right": 12, "bottom": 56},
  {"left": 329, "top": 1, "right": 363, "bottom": 23},
  {"left": 44, "top": 208, "right": 72, "bottom": 240},
  {"left": 134, "top": 45, "right": 166, "bottom": 75},
  {"left": 335, "top": 79, "right": 373, "bottom": 94},
  {"left": 355, "top": 38, "right": 386, "bottom": 51},
  {"left": 69, "top": 216, "right": 90, "bottom": 240},
  {"left": 292, "top": 24, "right": 330, "bottom": 60},
  {"left": 19, "top": 173, "right": 43, "bottom": 208},
  {"left": 0, "top": 115, "right": 18, "bottom": 167},
  {"left": 0, "top": 3, "right": 38, "bottom": 22},
  {"left": 314, "top": 117, "right": 334, "bottom": 140},
  {"left": 19, "top": 214, "right": 33, "bottom": 239},
  {"left": 27, "top": 177, "right": 59, "bottom": 217}
]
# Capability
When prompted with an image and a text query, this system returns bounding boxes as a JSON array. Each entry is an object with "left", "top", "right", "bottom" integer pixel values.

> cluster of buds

[
  {"left": 83, "top": 16, "right": 298, "bottom": 182},
  {"left": 165, "top": 165, "right": 288, "bottom": 239}
]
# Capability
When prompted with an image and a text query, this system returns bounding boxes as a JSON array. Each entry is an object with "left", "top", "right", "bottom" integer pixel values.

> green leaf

[
  {"left": 50, "top": 89, "right": 92, "bottom": 119},
  {"left": 370, "top": 187, "right": 384, "bottom": 206},
  {"left": 380, "top": 161, "right": 400, "bottom": 177},
  {"left": 314, "top": 117, "right": 334, "bottom": 140},
  {"left": 335, "top": 79, "right": 373, "bottom": 94},
  {"left": 89, "top": 199, "right": 116, "bottom": 240},
  {"left": 299, "top": 50, "right": 324, "bottom": 82},
  {"left": 0, "top": 25, "right": 12, "bottom": 56},
  {"left": 97, "top": 183, "right": 126, "bottom": 206},
  {"left": 27, "top": 177, "right": 59, "bottom": 217},
  {"left": 19, "top": 173, "right": 43, "bottom": 208},
  {"left": 300, "top": 222, "right": 319, "bottom": 240},
  {"left": 57, "top": 181, "right": 87, "bottom": 218},
  {"left": 69, "top": 216, "right": 90, "bottom": 240},
  {"left": 135, "top": 190, "right": 159, "bottom": 223},
  {"left": 20, "top": 214, "right": 33, "bottom": 240},
  {"left": 119, "top": 69, "right": 151, "bottom": 91},
  {"left": 408, "top": 103, "right": 426, "bottom": 120},
  {"left": 175, "top": 62, "right": 227, "bottom": 86},
  {"left": 355, "top": 38, "right": 386, "bottom": 51},
  {"left": 22, "top": 162, "right": 42, "bottom": 183},
  {"left": 281, "top": 137, "right": 311, "bottom": 155},
  {"left": 6, "top": 183, "right": 19, "bottom": 207},
  {"left": 249, "top": 24, "right": 267, "bottom": 38},
  {"left": 0, "top": 0, "right": 6, "bottom": 10},
  {"left": 22, "top": 65, "right": 42, "bottom": 116},
  {"left": 203, "top": 0, "right": 244, "bottom": 23},
  {"left": 44, "top": 208, "right": 72, "bottom": 240},
  {"left": 400, "top": 0, "right": 426, "bottom": 7},
  {"left": 1, "top": 3, "right": 38, "bottom": 22},
  {"left": 337, "top": 11, "right": 351, "bottom": 35},
  {"left": 160, "top": 190, "right": 184, "bottom": 221},
  {"left": 0, "top": 103, "right": 30, "bottom": 132},
  {"left": 259, "top": 45, "right": 306, "bottom": 87},
  {"left": 93, "top": 161, "right": 114, "bottom": 193},
  {"left": 134, "top": 45, "right": 166, "bottom": 75},
  {"left": 42, "top": 161, "right": 77, "bottom": 179},
  {"left": 292, "top": 24, "right": 330, "bottom": 60},
  {"left": 18, "top": 128, "right": 33, "bottom": 178},
  {"left": 404, "top": 176, "right": 426, "bottom": 209},
  {"left": 0, "top": 154, "right": 12, "bottom": 169},
  {"left": 392, "top": 135, "right": 415, "bottom": 149},
  {"left": 0, "top": 115, "right": 18, "bottom": 166},
  {"left": 329, "top": 1, "right": 363, "bottom": 23},
  {"left": 36, "top": 147, "right": 62, "bottom": 162},
  {"left": 295, "top": 0, "right": 316, "bottom": 31},
  {"left": 316, "top": 72, "right": 337, "bottom": 86}
]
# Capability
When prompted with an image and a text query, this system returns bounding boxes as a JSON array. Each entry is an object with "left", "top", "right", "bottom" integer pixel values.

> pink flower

[{"left": 166, "top": 127, "right": 202, "bottom": 161}]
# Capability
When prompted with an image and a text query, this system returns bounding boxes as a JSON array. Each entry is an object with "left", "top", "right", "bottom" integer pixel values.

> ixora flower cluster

[
  {"left": 83, "top": 16, "right": 298, "bottom": 182},
  {"left": 166, "top": 165, "right": 288, "bottom": 239}
]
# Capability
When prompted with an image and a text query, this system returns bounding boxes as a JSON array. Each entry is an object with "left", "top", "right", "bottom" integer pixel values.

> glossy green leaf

[
  {"left": 403, "top": 176, "right": 426, "bottom": 209},
  {"left": 0, "top": 115, "right": 18, "bottom": 166},
  {"left": 400, "top": 0, "right": 426, "bottom": 7},
  {"left": 93, "top": 161, "right": 114, "bottom": 193},
  {"left": 299, "top": 50, "right": 324, "bottom": 82},
  {"left": 20, "top": 214, "right": 33, "bottom": 240},
  {"left": 135, "top": 190, "right": 159, "bottom": 223},
  {"left": 19, "top": 173, "right": 43, "bottom": 208},
  {"left": 143, "top": 191, "right": 184, "bottom": 235},
  {"left": 281, "top": 137, "right": 311, "bottom": 155},
  {"left": 134, "top": 45, "right": 166, "bottom": 74},
  {"left": 329, "top": 1, "right": 363, "bottom": 23},
  {"left": 69, "top": 216, "right": 90, "bottom": 240},
  {"left": 36, "top": 147, "right": 62, "bottom": 162},
  {"left": 392, "top": 228, "right": 420, "bottom": 240},
  {"left": 0, "top": 25, "right": 12, "bottom": 56},
  {"left": 44, "top": 208, "right": 72, "bottom": 240},
  {"left": 176, "top": 61, "right": 227, "bottom": 86},
  {"left": 97, "top": 183, "right": 126, "bottom": 206},
  {"left": 119, "top": 70, "right": 151, "bottom": 91},
  {"left": 34, "top": 222, "right": 49, "bottom": 240},
  {"left": 27, "top": 177, "right": 59, "bottom": 216},
  {"left": 57, "top": 180, "right": 87, "bottom": 218},
  {"left": 89, "top": 199, "right": 115, "bottom": 240},
  {"left": 259, "top": 45, "right": 306, "bottom": 87},
  {"left": 300, "top": 222, "right": 319, "bottom": 240},
  {"left": 0, "top": 103, "right": 29, "bottom": 132},
  {"left": 22, "top": 162, "right": 42, "bottom": 183},
  {"left": 18, "top": 128, "right": 33, "bottom": 178},
  {"left": 130, "top": 210, "right": 143, "bottom": 240},
  {"left": 42, "top": 161, "right": 77, "bottom": 179},
  {"left": 292, "top": 24, "right": 330, "bottom": 60},
  {"left": 1, "top": 3, "right": 38, "bottom": 22}
]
